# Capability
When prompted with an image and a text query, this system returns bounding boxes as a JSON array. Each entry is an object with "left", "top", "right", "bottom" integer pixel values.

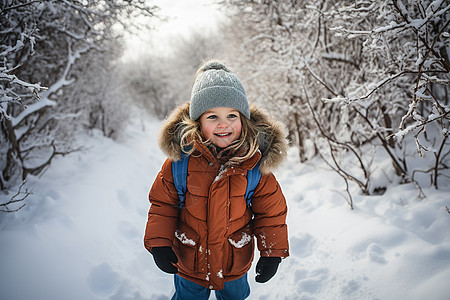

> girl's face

[{"left": 199, "top": 107, "right": 242, "bottom": 148}]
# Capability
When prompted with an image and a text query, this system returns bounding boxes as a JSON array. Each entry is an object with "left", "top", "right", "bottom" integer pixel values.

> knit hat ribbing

[{"left": 189, "top": 61, "right": 250, "bottom": 121}]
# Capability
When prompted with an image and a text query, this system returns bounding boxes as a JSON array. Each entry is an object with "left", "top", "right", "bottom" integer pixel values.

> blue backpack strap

[
  {"left": 245, "top": 159, "right": 262, "bottom": 205},
  {"left": 173, "top": 154, "right": 260, "bottom": 207},
  {"left": 171, "top": 154, "right": 190, "bottom": 208}
]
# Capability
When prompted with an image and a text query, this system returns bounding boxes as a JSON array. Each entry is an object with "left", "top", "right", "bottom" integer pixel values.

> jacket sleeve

[
  {"left": 251, "top": 172, "right": 289, "bottom": 258},
  {"left": 144, "top": 158, "right": 180, "bottom": 252}
]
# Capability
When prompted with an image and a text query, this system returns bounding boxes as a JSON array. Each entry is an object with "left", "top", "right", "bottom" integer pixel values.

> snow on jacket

[{"left": 144, "top": 102, "right": 290, "bottom": 290}]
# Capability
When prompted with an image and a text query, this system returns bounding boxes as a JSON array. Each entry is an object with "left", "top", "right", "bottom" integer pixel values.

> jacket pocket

[
  {"left": 173, "top": 222, "right": 199, "bottom": 273},
  {"left": 225, "top": 224, "right": 254, "bottom": 275}
]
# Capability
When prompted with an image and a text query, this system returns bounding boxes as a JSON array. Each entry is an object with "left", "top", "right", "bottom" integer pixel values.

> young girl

[{"left": 144, "top": 60, "right": 289, "bottom": 300}]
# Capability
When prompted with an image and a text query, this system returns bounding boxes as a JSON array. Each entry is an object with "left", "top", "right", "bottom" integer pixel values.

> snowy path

[{"left": 1, "top": 118, "right": 449, "bottom": 300}]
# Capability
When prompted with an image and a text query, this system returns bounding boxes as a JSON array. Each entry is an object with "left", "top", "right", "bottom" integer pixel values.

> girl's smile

[{"left": 199, "top": 107, "right": 242, "bottom": 148}]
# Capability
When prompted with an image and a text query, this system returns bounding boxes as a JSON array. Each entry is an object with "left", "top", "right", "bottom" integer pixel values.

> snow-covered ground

[{"left": 1, "top": 116, "right": 449, "bottom": 300}]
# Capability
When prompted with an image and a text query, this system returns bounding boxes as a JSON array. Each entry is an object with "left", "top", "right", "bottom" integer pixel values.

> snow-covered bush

[
  {"left": 223, "top": 0, "right": 449, "bottom": 204},
  {"left": 324, "top": 0, "right": 450, "bottom": 191},
  {"left": 0, "top": 1, "right": 157, "bottom": 205}
]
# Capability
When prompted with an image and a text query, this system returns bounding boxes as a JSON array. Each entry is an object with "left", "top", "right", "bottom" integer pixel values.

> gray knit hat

[{"left": 189, "top": 61, "right": 250, "bottom": 121}]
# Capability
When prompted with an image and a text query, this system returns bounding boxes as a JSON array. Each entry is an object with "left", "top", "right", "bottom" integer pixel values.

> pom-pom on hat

[{"left": 189, "top": 60, "right": 250, "bottom": 121}]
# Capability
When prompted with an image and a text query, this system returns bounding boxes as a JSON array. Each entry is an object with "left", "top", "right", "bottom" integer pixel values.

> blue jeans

[{"left": 171, "top": 273, "right": 250, "bottom": 300}]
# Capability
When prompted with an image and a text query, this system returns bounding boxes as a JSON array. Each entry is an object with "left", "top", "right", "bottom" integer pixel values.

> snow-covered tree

[
  {"left": 223, "top": 0, "right": 449, "bottom": 204},
  {"left": 0, "top": 0, "right": 158, "bottom": 207},
  {"left": 323, "top": 0, "right": 450, "bottom": 190}
]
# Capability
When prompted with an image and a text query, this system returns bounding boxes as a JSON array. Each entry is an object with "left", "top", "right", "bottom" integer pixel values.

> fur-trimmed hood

[{"left": 158, "top": 102, "right": 288, "bottom": 174}]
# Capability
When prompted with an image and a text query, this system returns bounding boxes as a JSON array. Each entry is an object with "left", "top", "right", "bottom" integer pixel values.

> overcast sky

[{"left": 122, "top": 0, "right": 225, "bottom": 61}]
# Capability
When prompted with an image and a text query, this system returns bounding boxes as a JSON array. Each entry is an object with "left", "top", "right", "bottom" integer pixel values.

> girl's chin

[
  {"left": 211, "top": 139, "right": 232, "bottom": 148},
  {"left": 213, "top": 142, "right": 231, "bottom": 148}
]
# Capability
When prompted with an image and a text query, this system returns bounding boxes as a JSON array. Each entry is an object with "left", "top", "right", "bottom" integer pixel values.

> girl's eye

[
  {"left": 228, "top": 114, "right": 238, "bottom": 119},
  {"left": 206, "top": 115, "right": 217, "bottom": 120}
]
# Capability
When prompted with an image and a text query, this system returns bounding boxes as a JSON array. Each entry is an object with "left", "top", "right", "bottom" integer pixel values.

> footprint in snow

[
  {"left": 117, "top": 220, "right": 139, "bottom": 240},
  {"left": 367, "top": 243, "right": 387, "bottom": 264},
  {"left": 295, "top": 268, "right": 329, "bottom": 296},
  {"left": 87, "top": 263, "right": 122, "bottom": 298},
  {"left": 290, "top": 233, "right": 315, "bottom": 258},
  {"left": 340, "top": 275, "right": 370, "bottom": 298},
  {"left": 117, "top": 189, "right": 130, "bottom": 209}
]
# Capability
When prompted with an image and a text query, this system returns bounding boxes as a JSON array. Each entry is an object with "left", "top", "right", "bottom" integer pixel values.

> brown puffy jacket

[{"left": 144, "top": 103, "right": 289, "bottom": 290}]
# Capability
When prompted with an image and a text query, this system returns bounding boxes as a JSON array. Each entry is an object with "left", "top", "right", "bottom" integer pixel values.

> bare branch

[
  {"left": 0, "top": 181, "right": 31, "bottom": 213},
  {"left": 302, "top": 58, "right": 340, "bottom": 97},
  {"left": 304, "top": 84, "right": 369, "bottom": 195},
  {"left": 434, "top": 135, "right": 449, "bottom": 189},
  {"left": 392, "top": 1, "right": 450, "bottom": 72},
  {"left": 0, "top": 0, "right": 43, "bottom": 13}
]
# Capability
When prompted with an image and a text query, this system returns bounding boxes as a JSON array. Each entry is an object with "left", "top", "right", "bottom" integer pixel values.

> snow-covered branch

[
  {"left": 224, "top": 0, "right": 449, "bottom": 197},
  {"left": 1, "top": 0, "right": 159, "bottom": 192},
  {"left": 393, "top": 110, "right": 450, "bottom": 140},
  {"left": 322, "top": 71, "right": 412, "bottom": 104},
  {"left": 0, "top": 180, "right": 31, "bottom": 213}
]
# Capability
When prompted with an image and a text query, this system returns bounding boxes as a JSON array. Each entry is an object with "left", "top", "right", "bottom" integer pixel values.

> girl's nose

[{"left": 217, "top": 119, "right": 229, "bottom": 128}]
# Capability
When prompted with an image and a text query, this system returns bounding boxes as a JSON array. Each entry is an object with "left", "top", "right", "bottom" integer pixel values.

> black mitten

[
  {"left": 150, "top": 246, "right": 179, "bottom": 274},
  {"left": 255, "top": 257, "right": 281, "bottom": 283}
]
